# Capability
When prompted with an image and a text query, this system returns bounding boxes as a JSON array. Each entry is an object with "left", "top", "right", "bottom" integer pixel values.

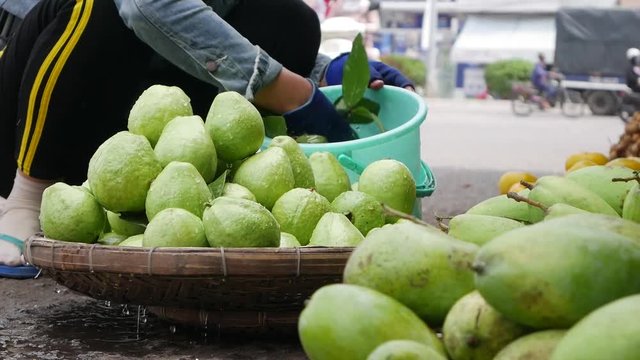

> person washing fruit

[{"left": 0, "top": 0, "right": 413, "bottom": 278}]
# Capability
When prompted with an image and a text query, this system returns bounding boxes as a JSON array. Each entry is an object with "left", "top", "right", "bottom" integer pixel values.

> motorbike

[{"left": 618, "top": 91, "right": 640, "bottom": 123}]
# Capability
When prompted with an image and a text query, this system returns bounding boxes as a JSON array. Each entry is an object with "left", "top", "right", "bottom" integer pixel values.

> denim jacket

[
  {"left": 6, "top": 0, "right": 331, "bottom": 99},
  {"left": 113, "top": 0, "right": 330, "bottom": 100}
]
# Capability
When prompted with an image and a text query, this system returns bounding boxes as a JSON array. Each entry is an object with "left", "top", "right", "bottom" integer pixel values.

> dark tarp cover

[{"left": 555, "top": 7, "right": 640, "bottom": 77}]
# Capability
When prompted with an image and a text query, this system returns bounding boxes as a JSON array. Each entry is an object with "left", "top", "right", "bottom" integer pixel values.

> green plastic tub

[{"left": 262, "top": 85, "right": 436, "bottom": 217}]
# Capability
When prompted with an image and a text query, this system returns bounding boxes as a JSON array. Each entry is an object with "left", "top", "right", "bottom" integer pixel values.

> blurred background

[{"left": 307, "top": 0, "right": 640, "bottom": 117}]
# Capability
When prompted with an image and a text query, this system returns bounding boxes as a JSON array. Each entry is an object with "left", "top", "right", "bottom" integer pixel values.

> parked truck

[{"left": 554, "top": 7, "right": 640, "bottom": 115}]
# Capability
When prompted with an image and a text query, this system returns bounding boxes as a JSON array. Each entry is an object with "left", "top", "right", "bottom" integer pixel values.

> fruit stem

[
  {"left": 507, "top": 191, "right": 548, "bottom": 212},
  {"left": 471, "top": 262, "right": 485, "bottom": 275},
  {"left": 382, "top": 205, "right": 431, "bottom": 227},
  {"left": 434, "top": 213, "right": 451, "bottom": 233},
  {"left": 436, "top": 219, "right": 450, "bottom": 233},
  {"left": 519, "top": 180, "right": 535, "bottom": 190},
  {"left": 612, "top": 171, "right": 640, "bottom": 184}
]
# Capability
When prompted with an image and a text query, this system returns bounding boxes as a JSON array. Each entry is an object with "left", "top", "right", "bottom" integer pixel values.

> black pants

[{"left": 0, "top": 0, "right": 321, "bottom": 197}]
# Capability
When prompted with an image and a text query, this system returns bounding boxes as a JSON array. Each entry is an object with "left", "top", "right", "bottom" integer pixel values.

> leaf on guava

[{"left": 208, "top": 170, "right": 228, "bottom": 198}]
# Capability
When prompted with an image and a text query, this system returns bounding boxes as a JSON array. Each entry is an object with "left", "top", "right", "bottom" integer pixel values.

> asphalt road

[
  {"left": 420, "top": 98, "right": 625, "bottom": 223},
  {"left": 0, "top": 98, "right": 628, "bottom": 360}
]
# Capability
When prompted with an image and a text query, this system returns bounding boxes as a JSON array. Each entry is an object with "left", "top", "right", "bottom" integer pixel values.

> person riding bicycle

[{"left": 531, "top": 53, "right": 558, "bottom": 109}]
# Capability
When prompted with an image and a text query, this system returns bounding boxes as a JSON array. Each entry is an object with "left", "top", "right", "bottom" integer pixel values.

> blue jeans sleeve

[{"left": 113, "top": 0, "right": 282, "bottom": 100}]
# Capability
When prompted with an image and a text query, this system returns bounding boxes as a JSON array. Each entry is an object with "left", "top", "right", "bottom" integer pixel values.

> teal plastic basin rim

[{"left": 264, "top": 86, "right": 429, "bottom": 152}]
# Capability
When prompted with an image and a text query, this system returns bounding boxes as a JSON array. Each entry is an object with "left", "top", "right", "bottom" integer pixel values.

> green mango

[
  {"left": 343, "top": 221, "right": 478, "bottom": 325},
  {"left": 528, "top": 175, "right": 618, "bottom": 216},
  {"left": 442, "top": 290, "right": 529, "bottom": 360},
  {"left": 474, "top": 219, "right": 640, "bottom": 329},
  {"left": 494, "top": 330, "right": 566, "bottom": 360},
  {"left": 565, "top": 165, "right": 637, "bottom": 216},
  {"left": 550, "top": 294, "right": 640, "bottom": 360},
  {"left": 540, "top": 213, "right": 640, "bottom": 243},
  {"left": 298, "top": 284, "right": 446, "bottom": 360},
  {"left": 465, "top": 189, "right": 544, "bottom": 224},
  {"left": 447, "top": 214, "right": 525, "bottom": 246},
  {"left": 367, "top": 340, "right": 447, "bottom": 360}
]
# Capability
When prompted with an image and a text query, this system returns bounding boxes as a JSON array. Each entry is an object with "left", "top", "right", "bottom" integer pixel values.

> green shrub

[
  {"left": 484, "top": 59, "right": 534, "bottom": 99},
  {"left": 380, "top": 54, "right": 427, "bottom": 88}
]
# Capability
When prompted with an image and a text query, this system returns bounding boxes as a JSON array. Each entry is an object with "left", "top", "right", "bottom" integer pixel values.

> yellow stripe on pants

[{"left": 19, "top": 0, "right": 94, "bottom": 175}]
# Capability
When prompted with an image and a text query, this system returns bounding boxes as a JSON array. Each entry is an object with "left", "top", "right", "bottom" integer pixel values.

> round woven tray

[{"left": 24, "top": 236, "right": 352, "bottom": 331}]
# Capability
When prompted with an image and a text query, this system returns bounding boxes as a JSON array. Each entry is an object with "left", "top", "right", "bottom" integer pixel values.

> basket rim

[{"left": 24, "top": 236, "right": 354, "bottom": 277}]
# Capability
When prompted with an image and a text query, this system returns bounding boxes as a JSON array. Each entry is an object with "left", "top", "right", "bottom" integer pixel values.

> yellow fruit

[
  {"left": 606, "top": 157, "right": 640, "bottom": 170},
  {"left": 498, "top": 171, "right": 537, "bottom": 195},
  {"left": 564, "top": 152, "right": 608, "bottom": 171},
  {"left": 507, "top": 182, "right": 527, "bottom": 193},
  {"left": 566, "top": 159, "right": 598, "bottom": 173}
]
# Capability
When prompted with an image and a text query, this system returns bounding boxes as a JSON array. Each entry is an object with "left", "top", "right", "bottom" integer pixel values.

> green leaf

[
  {"left": 342, "top": 33, "right": 370, "bottom": 109},
  {"left": 207, "top": 170, "right": 228, "bottom": 199},
  {"left": 347, "top": 106, "right": 376, "bottom": 124},
  {"left": 355, "top": 97, "right": 380, "bottom": 115}
]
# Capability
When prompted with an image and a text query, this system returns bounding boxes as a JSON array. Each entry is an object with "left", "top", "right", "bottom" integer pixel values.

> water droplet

[{"left": 169, "top": 325, "right": 176, "bottom": 334}]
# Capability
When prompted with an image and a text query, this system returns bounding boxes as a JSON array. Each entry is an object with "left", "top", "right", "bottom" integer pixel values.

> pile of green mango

[{"left": 298, "top": 164, "right": 640, "bottom": 360}]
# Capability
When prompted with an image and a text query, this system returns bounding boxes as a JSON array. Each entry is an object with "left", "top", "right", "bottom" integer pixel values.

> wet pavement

[{"left": 1, "top": 277, "right": 306, "bottom": 359}]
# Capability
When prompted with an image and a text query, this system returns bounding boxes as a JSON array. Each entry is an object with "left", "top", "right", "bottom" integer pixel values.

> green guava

[
  {"left": 202, "top": 196, "right": 280, "bottom": 248},
  {"left": 307, "top": 212, "right": 364, "bottom": 247},
  {"left": 119, "top": 234, "right": 144, "bottom": 247},
  {"left": 308, "top": 152, "right": 351, "bottom": 202},
  {"left": 232, "top": 147, "right": 295, "bottom": 210},
  {"left": 271, "top": 188, "right": 331, "bottom": 245},
  {"left": 222, "top": 182, "right": 256, "bottom": 202},
  {"left": 145, "top": 161, "right": 212, "bottom": 220},
  {"left": 268, "top": 135, "right": 315, "bottom": 188},
  {"left": 106, "top": 211, "right": 147, "bottom": 237},
  {"left": 127, "top": 84, "right": 193, "bottom": 146},
  {"left": 205, "top": 91, "right": 264, "bottom": 162},
  {"left": 40, "top": 182, "right": 106, "bottom": 243},
  {"left": 358, "top": 159, "right": 416, "bottom": 219},
  {"left": 279, "top": 232, "right": 301, "bottom": 248},
  {"left": 153, "top": 115, "right": 217, "bottom": 183},
  {"left": 97, "top": 232, "right": 127, "bottom": 246},
  {"left": 87, "top": 131, "right": 162, "bottom": 213},
  {"left": 143, "top": 208, "right": 208, "bottom": 248},
  {"left": 331, "top": 190, "right": 385, "bottom": 236}
]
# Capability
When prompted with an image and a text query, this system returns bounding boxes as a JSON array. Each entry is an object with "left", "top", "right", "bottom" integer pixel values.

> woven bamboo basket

[{"left": 24, "top": 235, "right": 352, "bottom": 331}]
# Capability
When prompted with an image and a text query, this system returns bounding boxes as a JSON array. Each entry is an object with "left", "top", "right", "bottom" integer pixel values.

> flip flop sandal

[{"left": 0, "top": 233, "right": 40, "bottom": 279}]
